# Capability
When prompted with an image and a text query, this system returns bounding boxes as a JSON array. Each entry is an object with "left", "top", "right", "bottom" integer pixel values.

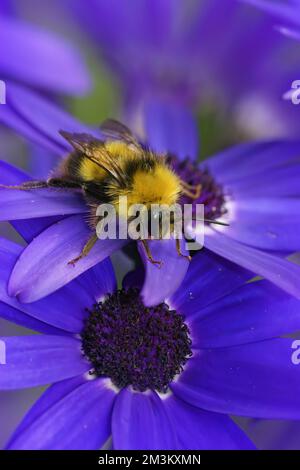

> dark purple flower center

[
  {"left": 81, "top": 288, "right": 192, "bottom": 392},
  {"left": 168, "top": 155, "right": 227, "bottom": 221}
]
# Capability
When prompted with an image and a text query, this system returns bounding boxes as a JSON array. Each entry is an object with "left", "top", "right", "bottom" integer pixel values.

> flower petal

[
  {"left": 0, "top": 159, "right": 29, "bottom": 185},
  {"left": 190, "top": 280, "right": 300, "bottom": 348},
  {"left": 112, "top": 388, "right": 177, "bottom": 450},
  {"left": 0, "top": 159, "right": 62, "bottom": 242},
  {"left": 0, "top": 335, "right": 89, "bottom": 389},
  {"left": 144, "top": 98, "right": 199, "bottom": 160},
  {"left": 170, "top": 249, "right": 251, "bottom": 317},
  {"left": 122, "top": 267, "right": 144, "bottom": 291},
  {"left": 244, "top": 0, "right": 299, "bottom": 27},
  {"left": 7, "top": 378, "right": 115, "bottom": 450},
  {"left": 279, "top": 26, "right": 300, "bottom": 41},
  {"left": 206, "top": 140, "right": 300, "bottom": 187},
  {"left": 226, "top": 163, "right": 300, "bottom": 198},
  {"left": 0, "top": 188, "right": 88, "bottom": 220},
  {"left": 12, "top": 216, "right": 64, "bottom": 245},
  {"left": 0, "top": 89, "right": 66, "bottom": 155},
  {"left": 76, "top": 257, "right": 117, "bottom": 302},
  {"left": 6, "top": 376, "right": 85, "bottom": 447},
  {"left": 172, "top": 338, "right": 300, "bottom": 419},
  {"left": 164, "top": 394, "right": 255, "bottom": 450},
  {"left": 204, "top": 230, "right": 300, "bottom": 299},
  {"left": 138, "top": 238, "right": 189, "bottom": 306},
  {"left": 9, "top": 215, "right": 127, "bottom": 302},
  {"left": 0, "top": 302, "right": 66, "bottom": 336},
  {"left": 0, "top": 237, "right": 115, "bottom": 332},
  {"left": 29, "top": 144, "right": 60, "bottom": 179},
  {"left": 219, "top": 198, "right": 300, "bottom": 251},
  {"left": 0, "top": 16, "right": 91, "bottom": 94},
  {"left": 0, "top": 83, "right": 95, "bottom": 155}
]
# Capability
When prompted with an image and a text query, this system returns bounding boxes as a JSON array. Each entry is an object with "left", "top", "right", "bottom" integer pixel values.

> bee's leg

[
  {"left": 180, "top": 181, "right": 202, "bottom": 199},
  {"left": 176, "top": 238, "right": 192, "bottom": 262},
  {"left": 0, "top": 178, "right": 81, "bottom": 191},
  {"left": 140, "top": 239, "right": 163, "bottom": 267},
  {"left": 47, "top": 178, "right": 82, "bottom": 189},
  {"left": 0, "top": 180, "right": 49, "bottom": 190},
  {"left": 181, "top": 181, "right": 199, "bottom": 189},
  {"left": 68, "top": 233, "right": 98, "bottom": 267}
]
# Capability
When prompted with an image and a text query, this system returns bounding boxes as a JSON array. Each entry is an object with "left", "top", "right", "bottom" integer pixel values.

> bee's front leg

[
  {"left": 68, "top": 233, "right": 98, "bottom": 267},
  {"left": 180, "top": 180, "right": 202, "bottom": 199},
  {"left": 140, "top": 239, "right": 163, "bottom": 268}
]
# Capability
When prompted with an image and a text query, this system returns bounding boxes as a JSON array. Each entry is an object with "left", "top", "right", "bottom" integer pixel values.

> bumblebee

[{"left": 3, "top": 120, "right": 225, "bottom": 266}]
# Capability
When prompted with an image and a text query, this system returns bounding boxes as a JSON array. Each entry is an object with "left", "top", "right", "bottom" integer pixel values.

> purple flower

[
  {"left": 69, "top": 0, "right": 300, "bottom": 138},
  {"left": 0, "top": 86, "right": 300, "bottom": 305},
  {"left": 244, "top": 0, "right": 300, "bottom": 41},
  {"left": 2, "top": 236, "right": 300, "bottom": 449},
  {"left": 0, "top": 7, "right": 91, "bottom": 95}
]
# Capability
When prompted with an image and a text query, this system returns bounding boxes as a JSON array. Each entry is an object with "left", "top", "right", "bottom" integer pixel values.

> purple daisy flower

[
  {"left": 68, "top": 0, "right": 300, "bottom": 139},
  {"left": 2, "top": 236, "right": 300, "bottom": 450},
  {"left": 0, "top": 4, "right": 91, "bottom": 95},
  {"left": 0, "top": 87, "right": 300, "bottom": 305},
  {"left": 244, "top": 0, "right": 300, "bottom": 41}
]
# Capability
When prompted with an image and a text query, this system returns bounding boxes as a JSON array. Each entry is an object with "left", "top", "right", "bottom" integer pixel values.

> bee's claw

[
  {"left": 149, "top": 259, "right": 163, "bottom": 268},
  {"left": 67, "top": 234, "right": 98, "bottom": 268},
  {"left": 175, "top": 238, "right": 191, "bottom": 262},
  {"left": 177, "top": 253, "right": 191, "bottom": 262},
  {"left": 140, "top": 240, "right": 163, "bottom": 268},
  {"left": 68, "top": 257, "right": 81, "bottom": 267}
]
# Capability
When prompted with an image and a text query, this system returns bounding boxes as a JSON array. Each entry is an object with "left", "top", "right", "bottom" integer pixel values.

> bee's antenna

[
  {"left": 196, "top": 218, "right": 229, "bottom": 227},
  {"left": 176, "top": 216, "right": 229, "bottom": 227}
]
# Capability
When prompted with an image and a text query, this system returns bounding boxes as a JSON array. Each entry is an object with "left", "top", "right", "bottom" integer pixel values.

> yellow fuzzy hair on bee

[
  {"left": 124, "top": 164, "right": 181, "bottom": 208},
  {"left": 78, "top": 157, "right": 107, "bottom": 181}
]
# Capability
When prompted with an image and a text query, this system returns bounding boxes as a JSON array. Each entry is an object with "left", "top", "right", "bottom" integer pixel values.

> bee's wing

[
  {"left": 60, "top": 130, "right": 126, "bottom": 185},
  {"left": 100, "top": 119, "right": 141, "bottom": 148},
  {"left": 59, "top": 131, "right": 104, "bottom": 156}
]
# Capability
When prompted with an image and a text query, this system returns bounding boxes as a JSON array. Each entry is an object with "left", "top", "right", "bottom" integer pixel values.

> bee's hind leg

[
  {"left": 140, "top": 239, "right": 163, "bottom": 268},
  {"left": 176, "top": 238, "right": 191, "bottom": 262},
  {"left": 68, "top": 233, "right": 98, "bottom": 267}
]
